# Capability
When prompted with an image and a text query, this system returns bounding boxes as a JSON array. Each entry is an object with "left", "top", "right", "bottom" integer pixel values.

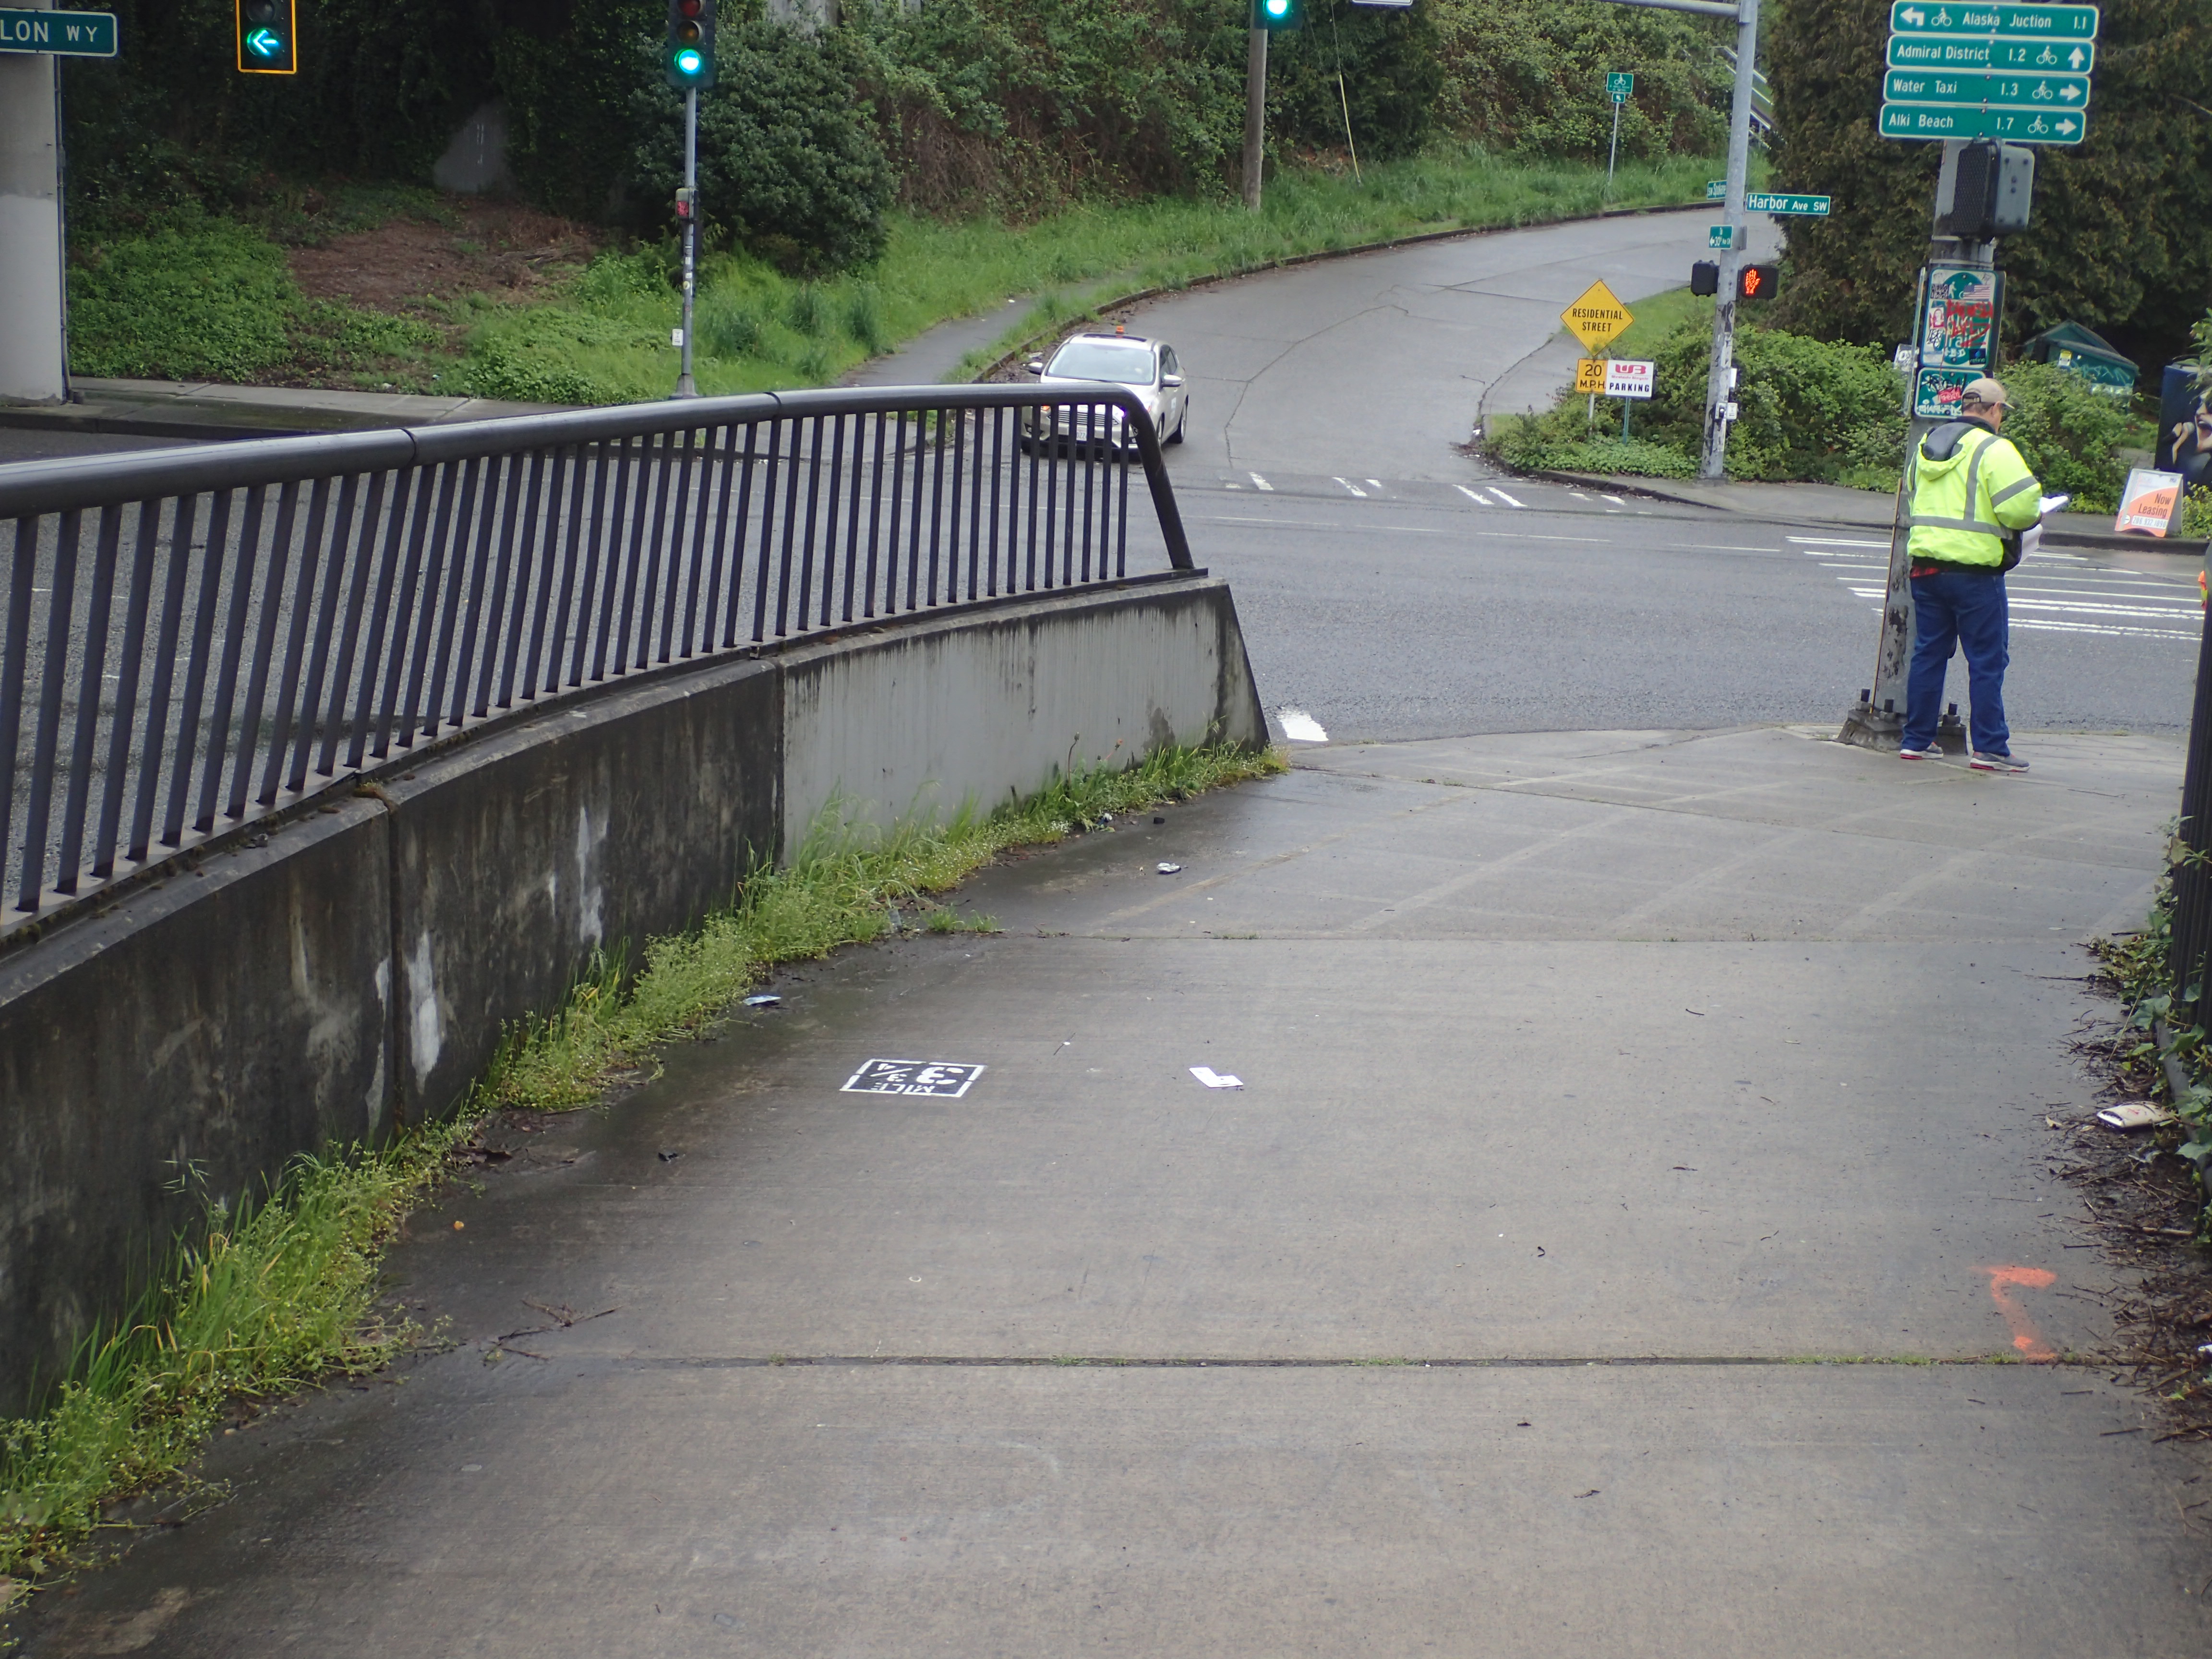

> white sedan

[{"left": 1021, "top": 332, "right": 1188, "bottom": 452}]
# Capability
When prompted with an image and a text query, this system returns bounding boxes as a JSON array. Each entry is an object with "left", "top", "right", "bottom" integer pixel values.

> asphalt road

[{"left": 1101, "top": 208, "right": 2201, "bottom": 746}]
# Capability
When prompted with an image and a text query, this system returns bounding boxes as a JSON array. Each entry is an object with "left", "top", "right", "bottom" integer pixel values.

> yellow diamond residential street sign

[{"left": 1562, "top": 280, "right": 1633, "bottom": 353}]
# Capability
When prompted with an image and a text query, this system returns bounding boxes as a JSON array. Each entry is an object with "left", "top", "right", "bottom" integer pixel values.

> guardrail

[{"left": 0, "top": 383, "right": 1193, "bottom": 939}]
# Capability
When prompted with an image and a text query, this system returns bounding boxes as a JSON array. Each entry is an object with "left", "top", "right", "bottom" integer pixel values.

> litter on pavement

[
  {"left": 1190, "top": 1065, "right": 1243, "bottom": 1089},
  {"left": 743, "top": 994, "right": 781, "bottom": 1007},
  {"left": 2097, "top": 1101, "right": 2174, "bottom": 1130},
  {"left": 1157, "top": 862, "right": 1182, "bottom": 874}
]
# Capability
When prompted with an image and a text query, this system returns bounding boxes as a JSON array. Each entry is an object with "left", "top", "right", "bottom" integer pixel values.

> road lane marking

[
  {"left": 1488, "top": 487, "right": 1527, "bottom": 508},
  {"left": 1194, "top": 515, "right": 1612, "bottom": 543},
  {"left": 1277, "top": 707, "right": 1328, "bottom": 743},
  {"left": 1249, "top": 472, "right": 1273, "bottom": 491},
  {"left": 1366, "top": 479, "right": 1383, "bottom": 491},
  {"left": 1456, "top": 485, "right": 1491, "bottom": 506},
  {"left": 1603, "top": 494, "right": 1625, "bottom": 505},
  {"left": 1333, "top": 477, "right": 1368, "bottom": 498},
  {"left": 1788, "top": 536, "right": 1889, "bottom": 547}
]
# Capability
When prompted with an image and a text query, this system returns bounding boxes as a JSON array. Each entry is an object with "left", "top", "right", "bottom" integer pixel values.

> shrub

[
  {"left": 630, "top": 21, "right": 895, "bottom": 274},
  {"left": 1265, "top": 0, "right": 1444, "bottom": 163},
  {"left": 696, "top": 292, "right": 764, "bottom": 360},
  {"left": 1641, "top": 322, "right": 1905, "bottom": 482},
  {"left": 1995, "top": 358, "right": 2134, "bottom": 511}
]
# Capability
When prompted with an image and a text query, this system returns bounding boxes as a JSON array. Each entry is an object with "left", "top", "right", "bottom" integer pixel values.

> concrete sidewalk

[{"left": 16, "top": 727, "right": 2212, "bottom": 1658}]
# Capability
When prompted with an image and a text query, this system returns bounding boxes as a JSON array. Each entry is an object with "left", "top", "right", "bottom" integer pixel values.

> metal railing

[{"left": 0, "top": 383, "right": 1193, "bottom": 938}]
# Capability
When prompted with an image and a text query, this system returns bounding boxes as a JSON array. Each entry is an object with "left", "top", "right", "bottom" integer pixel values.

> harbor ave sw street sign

[{"left": 0, "top": 7, "right": 116, "bottom": 54}]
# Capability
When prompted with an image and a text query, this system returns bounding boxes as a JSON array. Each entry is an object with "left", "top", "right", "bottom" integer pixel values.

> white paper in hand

[{"left": 2037, "top": 493, "right": 2070, "bottom": 517}]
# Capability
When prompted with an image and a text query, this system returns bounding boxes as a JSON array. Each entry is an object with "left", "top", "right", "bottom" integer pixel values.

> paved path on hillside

[{"left": 21, "top": 728, "right": 2211, "bottom": 1659}]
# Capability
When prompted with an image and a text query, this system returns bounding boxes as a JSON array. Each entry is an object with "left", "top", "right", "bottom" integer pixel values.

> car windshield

[{"left": 1046, "top": 340, "right": 1155, "bottom": 386}]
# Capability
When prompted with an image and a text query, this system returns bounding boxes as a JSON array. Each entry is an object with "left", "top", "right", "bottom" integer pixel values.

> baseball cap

[{"left": 1960, "top": 376, "right": 2011, "bottom": 408}]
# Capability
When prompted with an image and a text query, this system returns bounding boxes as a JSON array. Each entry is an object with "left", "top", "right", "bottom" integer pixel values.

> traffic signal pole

[
  {"left": 1241, "top": 24, "right": 1266, "bottom": 211},
  {"left": 0, "top": 0, "right": 67, "bottom": 403},
  {"left": 1597, "top": 0, "right": 1759, "bottom": 480},
  {"left": 676, "top": 87, "right": 698, "bottom": 399}
]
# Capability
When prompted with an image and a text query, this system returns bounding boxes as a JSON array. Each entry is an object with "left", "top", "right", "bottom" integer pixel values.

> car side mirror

[
  {"left": 1025, "top": 358, "right": 1045, "bottom": 375},
  {"left": 1161, "top": 373, "right": 1182, "bottom": 388}
]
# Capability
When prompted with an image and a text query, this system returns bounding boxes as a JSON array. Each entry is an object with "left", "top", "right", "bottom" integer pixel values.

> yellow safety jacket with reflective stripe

[{"left": 1903, "top": 419, "right": 2042, "bottom": 569}]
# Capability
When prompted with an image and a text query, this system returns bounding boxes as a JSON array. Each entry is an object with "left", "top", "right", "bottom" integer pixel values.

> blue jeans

[{"left": 1903, "top": 568, "right": 2010, "bottom": 754}]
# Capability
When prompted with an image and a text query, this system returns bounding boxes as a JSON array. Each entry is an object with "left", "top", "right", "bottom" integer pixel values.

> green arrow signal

[{"left": 246, "top": 25, "right": 281, "bottom": 56}]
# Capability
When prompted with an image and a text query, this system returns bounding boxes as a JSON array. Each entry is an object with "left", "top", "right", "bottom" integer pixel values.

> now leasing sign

[{"left": 0, "top": 8, "right": 117, "bottom": 54}]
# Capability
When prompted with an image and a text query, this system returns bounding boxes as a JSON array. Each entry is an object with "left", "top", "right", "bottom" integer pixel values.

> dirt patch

[{"left": 287, "top": 197, "right": 601, "bottom": 318}]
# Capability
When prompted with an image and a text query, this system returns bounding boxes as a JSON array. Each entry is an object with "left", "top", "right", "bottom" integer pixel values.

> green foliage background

[
  {"left": 59, "top": 0, "right": 1734, "bottom": 265},
  {"left": 1763, "top": 0, "right": 2212, "bottom": 369}
]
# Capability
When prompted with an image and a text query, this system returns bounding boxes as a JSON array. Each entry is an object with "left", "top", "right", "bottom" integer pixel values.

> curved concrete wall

[{"left": 0, "top": 574, "right": 1264, "bottom": 1414}]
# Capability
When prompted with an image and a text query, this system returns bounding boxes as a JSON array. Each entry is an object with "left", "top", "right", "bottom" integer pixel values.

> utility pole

[
  {"left": 1241, "top": 24, "right": 1267, "bottom": 211},
  {"left": 0, "top": 0, "right": 68, "bottom": 403},
  {"left": 1840, "top": 140, "right": 2024, "bottom": 751},
  {"left": 1596, "top": 0, "right": 1760, "bottom": 481}
]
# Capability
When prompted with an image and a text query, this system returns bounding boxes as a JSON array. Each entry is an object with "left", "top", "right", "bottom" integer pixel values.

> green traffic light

[
  {"left": 246, "top": 27, "right": 282, "bottom": 56},
  {"left": 675, "top": 47, "right": 703, "bottom": 75},
  {"left": 1264, "top": 0, "right": 1288, "bottom": 15}
]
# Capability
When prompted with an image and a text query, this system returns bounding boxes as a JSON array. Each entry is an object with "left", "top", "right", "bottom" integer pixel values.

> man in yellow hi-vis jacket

[{"left": 1898, "top": 376, "right": 2044, "bottom": 773}]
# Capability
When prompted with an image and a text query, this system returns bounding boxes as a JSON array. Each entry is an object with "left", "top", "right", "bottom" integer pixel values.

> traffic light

[
  {"left": 235, "top": 0, "right": 296, "bottom": 74},
  {"left": 1689, "top": 260, "right": 1719, "bottom": 297},
  {"left": 1254, "top": 0, "right": 1300, "bottom": 31},
  {"left": 665, "top": 0, "right": 716, "bottom": 90},
  {"left": 1737, "top": 263, "right": 1779, "bottom": 301}
]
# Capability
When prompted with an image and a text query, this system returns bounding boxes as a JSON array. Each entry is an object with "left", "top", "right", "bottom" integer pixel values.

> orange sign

[
  {"left": 2115, "top": 467, "right": 2183, "bottom": 536},
  {"left": 1573, "top": 358, "right": 1608, "bottom": 394}
]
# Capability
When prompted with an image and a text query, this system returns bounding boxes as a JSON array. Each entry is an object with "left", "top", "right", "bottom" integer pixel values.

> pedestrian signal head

[
  {"left": 1737, "top": 263, "right": 1779, "bottom": 301},
  {"left": 1689, "top": 261, "right": 1719, "bottom": 297}
]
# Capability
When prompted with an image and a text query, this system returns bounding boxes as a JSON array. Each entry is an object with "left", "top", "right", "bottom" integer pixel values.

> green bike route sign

[
  {"left": 1887, "top": 2, "right": 2098, "bottom": 37},
  {"left": 1883, "top": 68, "right": 2090, "bottom": 107},
  {"left": 1878, "top": 103, "right": 2088, "bottom": 141},
  {"left": 1887, "top": 33, "right": 2093, "bottom": 69},
  {"left": 0, "top": 7, "right": 116, "bottom": 54}
]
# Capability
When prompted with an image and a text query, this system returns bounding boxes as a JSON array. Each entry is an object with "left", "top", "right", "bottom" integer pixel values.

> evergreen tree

[{"left": 1765, "top": 0, "right": 2212, "bottom": 369}]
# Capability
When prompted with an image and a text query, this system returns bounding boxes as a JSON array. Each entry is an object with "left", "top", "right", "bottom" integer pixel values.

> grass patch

[
  {"left": 481, "top": 740, "right": 1283, "bottom": 1111},
  {"left": 458, "top": 144, "right": 1723, "bottom": 405},
  {"left": 0, "top": 741, "right": 1280, "bottom": 1592},
  {"left": 67, "top": 211, "right": 442, "bottom": 387}
]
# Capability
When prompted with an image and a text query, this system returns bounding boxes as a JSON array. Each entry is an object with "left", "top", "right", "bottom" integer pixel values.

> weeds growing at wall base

[{"left": 0, "top": 740, "right": 1282, "bottom": 1598}]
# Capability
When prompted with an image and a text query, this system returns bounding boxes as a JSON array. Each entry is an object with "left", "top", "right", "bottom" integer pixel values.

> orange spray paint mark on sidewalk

[{"left": 1980, "top": 1266, "right": 2058, "bottom": 1361}]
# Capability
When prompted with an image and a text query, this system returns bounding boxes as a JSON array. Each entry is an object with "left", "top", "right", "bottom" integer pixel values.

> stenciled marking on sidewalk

[
  {"left": 841, "top": 1059, "right": 987, "bottom": 1098},
  {"left": 1980, "top": 1264, "right": 2059, "bottom": 1361}
]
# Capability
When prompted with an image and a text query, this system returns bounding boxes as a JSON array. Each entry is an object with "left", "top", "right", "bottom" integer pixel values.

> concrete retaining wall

[{"left": 0, "top": 574, "right": 1264, "bottom": 1415}]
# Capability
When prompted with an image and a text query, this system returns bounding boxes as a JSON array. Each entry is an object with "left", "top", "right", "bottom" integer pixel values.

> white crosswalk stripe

[{"left": 1800, "top": 539, "right": 2202, "bottom": 642}]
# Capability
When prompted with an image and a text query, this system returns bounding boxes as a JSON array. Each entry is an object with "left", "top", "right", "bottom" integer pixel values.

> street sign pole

[
  {"left": 0, "top": 0, "right": 67, "bottom": 403},
  {"left": 1840, "top": 0, "right": 2098, "bottom": 751},
  {"left": 1700, "top": 0, "right": 1759, "bottom": 481},
  {"left": 1605, "top": 72, "right": 1631, "bottom": 196}
]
